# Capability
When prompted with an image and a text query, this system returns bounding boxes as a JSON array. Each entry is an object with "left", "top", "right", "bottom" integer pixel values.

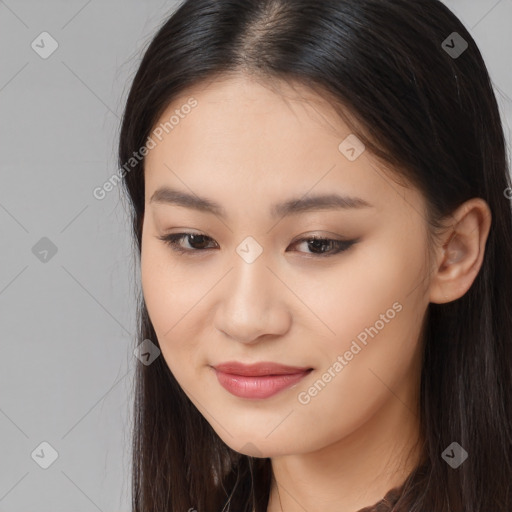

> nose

[{"left": 213, "top": 255, "right": 292, "bottom": 344}]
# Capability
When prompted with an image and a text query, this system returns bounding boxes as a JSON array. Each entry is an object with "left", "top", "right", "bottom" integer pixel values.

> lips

[
  {"left": 211, "top": 361, "right": 313, "bottom": 399},
  {"left": 212, "top": 361, "right": 313, "bottom": 376}
]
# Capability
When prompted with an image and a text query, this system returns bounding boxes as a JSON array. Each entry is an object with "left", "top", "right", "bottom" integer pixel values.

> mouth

[
  {"left": 212, "top": 361, "right": 313, "bottom": 376},
  {"left": 211, "top": 361, "right": 313, "bottom": 399}
]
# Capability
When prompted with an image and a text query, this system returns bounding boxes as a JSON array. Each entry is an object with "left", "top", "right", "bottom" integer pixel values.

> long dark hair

[{"left": 118, "top": 1, "right": 512, "bottom": 510}]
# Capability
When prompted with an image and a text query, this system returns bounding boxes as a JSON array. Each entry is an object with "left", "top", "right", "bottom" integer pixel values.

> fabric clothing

[
  {"left": 355, "top": 486, "right": 402, "bottom": 512},
  {"left": 354, "top": 461, "right": 429, "bottom": 512}
]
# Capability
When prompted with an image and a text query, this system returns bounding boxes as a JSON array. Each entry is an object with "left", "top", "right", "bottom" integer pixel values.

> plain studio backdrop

[{"left": 0, "top": 1, "right": 511, "bottom": 511}]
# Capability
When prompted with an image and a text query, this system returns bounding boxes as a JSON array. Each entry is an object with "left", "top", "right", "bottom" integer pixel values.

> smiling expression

[{"left": 140, "top": 72, "right": 430, "bottom": 457}]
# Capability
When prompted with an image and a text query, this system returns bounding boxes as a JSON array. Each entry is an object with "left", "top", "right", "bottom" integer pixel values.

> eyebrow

[{"left": 149, "top": 186, "right": 373, "bottom": 220}]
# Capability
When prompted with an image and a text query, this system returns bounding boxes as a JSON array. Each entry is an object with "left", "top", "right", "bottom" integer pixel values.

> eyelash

[{"left": 157, "top": 232, "right": 358, "bottom": 258}]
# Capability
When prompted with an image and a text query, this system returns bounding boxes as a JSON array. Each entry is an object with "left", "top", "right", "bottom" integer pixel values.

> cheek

[
  {"left": 298, "top": 239, "right": 426, "bottom": 400},
  {"left": 140, "top": 244, "right": 183, "bottom": 343},
  {"left": 141, "top": 238, "right": 195, "bottom": 325},
  {"left": 140, "top": 243, "right": 213, "bottom": 376},
  {"left": 141, "top": 244, "right": 170, "bottom": 328},
  {"left": 304, "top": 238, "right": 425, "bottom": 342},
  {"left": 292, "top": 300, "right": 424, "bottom": 449}
]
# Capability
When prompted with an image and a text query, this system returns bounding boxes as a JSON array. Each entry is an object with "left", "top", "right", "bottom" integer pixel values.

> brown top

[
  {"left": 354, "top": 461, "right": 428, "bottom": 512},
  {"left": 355, "top": 486, "right": 402, "bottom": 512}
]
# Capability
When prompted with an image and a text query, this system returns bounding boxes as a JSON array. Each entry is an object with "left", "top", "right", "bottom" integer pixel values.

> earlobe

[{"left": 429, "top": 198, "right": 492, "bottom": 304}]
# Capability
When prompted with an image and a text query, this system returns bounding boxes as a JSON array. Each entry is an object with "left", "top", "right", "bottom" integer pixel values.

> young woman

[{"left": 118, "top": 0, "right": 512, "bottom": 510}]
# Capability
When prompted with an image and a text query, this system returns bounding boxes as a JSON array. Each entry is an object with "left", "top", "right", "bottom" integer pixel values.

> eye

[
  {"left": 157, "top": 233, "right": 218, "bottom": 254},
  {"left": 287, "top": 235, "right": 357, "bottom": 257},
  {"left": 157, "top": 232, "right": 358, "bottom": 257}
]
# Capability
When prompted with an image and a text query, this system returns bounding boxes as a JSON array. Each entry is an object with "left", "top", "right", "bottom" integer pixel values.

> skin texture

[{"left": 140, "top": 73, "right": 492, "bottom": 512}]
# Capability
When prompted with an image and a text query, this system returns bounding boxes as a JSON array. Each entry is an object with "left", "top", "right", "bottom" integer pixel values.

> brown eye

[
  {"left": 157, "top": 233, "right": 218, "bottom": 254},
  {"left": 287, "top": 236, "right": 357, "bottom": 257}
]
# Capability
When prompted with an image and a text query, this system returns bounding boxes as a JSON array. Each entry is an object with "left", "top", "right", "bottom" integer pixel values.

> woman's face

[{"left": 140, "top": 74, "right": 432, "bottom": 457}]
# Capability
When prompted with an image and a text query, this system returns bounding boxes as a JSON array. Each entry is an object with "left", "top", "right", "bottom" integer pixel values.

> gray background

[{"left": 0, "top": 1, "right": 511, "bottom": 510}]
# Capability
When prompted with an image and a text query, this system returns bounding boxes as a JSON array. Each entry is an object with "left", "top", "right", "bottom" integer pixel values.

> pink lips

[{"left": 212, "top": 361, "right": 313, "bottom": 399}]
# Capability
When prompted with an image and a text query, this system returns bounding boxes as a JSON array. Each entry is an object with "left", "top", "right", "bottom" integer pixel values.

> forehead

[
  {"left": 143, "top": 74, "right": 421, "bottom": 221},
  {"left": 148, "top": 74, "right": 346, "bottom": 159}
]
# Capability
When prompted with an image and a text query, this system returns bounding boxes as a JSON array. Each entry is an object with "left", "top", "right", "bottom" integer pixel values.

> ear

[{"left": 429, "top": 198, "right": 492, "bottom": 304}]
